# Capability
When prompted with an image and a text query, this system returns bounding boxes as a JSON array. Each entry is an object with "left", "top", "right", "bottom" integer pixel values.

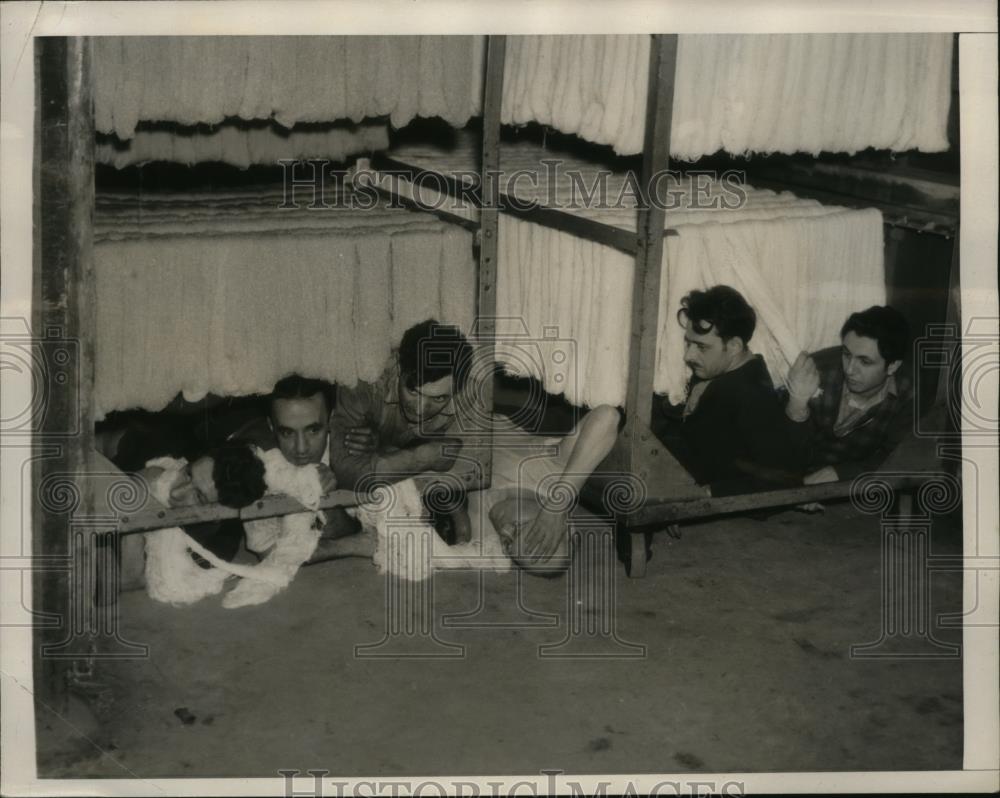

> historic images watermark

[
  {"left": 275, "top": 158, "right": 749, "bottom": 214},
  {"left": 279, "top": 769, "right": 747, "bottom": 797}
]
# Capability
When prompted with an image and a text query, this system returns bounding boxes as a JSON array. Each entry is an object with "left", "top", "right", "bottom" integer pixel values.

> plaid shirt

[{"left": 784, "top": 346, "right": 914, "bottom": 480}]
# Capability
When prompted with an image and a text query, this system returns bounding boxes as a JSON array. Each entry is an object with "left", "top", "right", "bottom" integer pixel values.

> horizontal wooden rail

[
  {"left": 115, "top": 460, "right": 485, "bottom": 535},
  {"left": 625, "top": 473, "right": 935, "bottom": 528}
]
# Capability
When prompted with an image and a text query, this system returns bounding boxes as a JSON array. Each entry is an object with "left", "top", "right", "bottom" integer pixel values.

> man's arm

[
  {"left": 328, "top": 382, "right": 380, "bottom": 491},
  {"left": 329, "top": 384, "right": 460, "bottom": 491}
]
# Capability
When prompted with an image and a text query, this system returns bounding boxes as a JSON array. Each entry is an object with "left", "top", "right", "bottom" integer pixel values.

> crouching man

[
  {"left": 652, "top": 285, "right": 807, "bottom": 496},
  {"left": 783, "top": 305, "right": 914, "bottom": 484}
]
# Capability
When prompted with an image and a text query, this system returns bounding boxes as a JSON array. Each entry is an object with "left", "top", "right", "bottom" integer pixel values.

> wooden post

[
  {"left": 627, "top": 34, "right": 677, "bottom": 447},
  {"left": 475, "top": 35, "right": 505, "bottom": 487},
  {"left": 935, "top": 225, "right": 960, "bottom": 409},
  {"left": 616, "top": 35, "right": 688, "bottom": 495},
  {"left": 32, "top": 37, "right": 96, "bottom": 713}
]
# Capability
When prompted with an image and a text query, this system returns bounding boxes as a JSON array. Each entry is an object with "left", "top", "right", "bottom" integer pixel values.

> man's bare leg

[{"left": 516, "top": 405, "right": 621, "bottom": 570}]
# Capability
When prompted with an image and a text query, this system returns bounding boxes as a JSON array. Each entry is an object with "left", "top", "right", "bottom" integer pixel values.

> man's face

[
  {"left": 270, "top": 394, "right": 330, "bottom": 466},
  {"left": 683, "top": 320, "right": 743, "bottom": 380},
  {"left": 168, "top": 456, "right": 218, "bottom": 507},
  {"left": 399, "top": 374, "right": 455, "bottom": 426},
  {"left": 841, "top": 331, "right": 899, "bottom": 396}
]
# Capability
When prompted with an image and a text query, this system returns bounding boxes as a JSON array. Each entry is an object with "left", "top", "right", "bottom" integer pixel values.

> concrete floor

[{"left": 38, "top": 499, "right": 963, "bottom": 778}]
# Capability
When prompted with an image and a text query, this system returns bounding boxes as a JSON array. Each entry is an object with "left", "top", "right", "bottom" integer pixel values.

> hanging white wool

[
  {"left": 389, "top": 229, "right": 445, "bottom": 342},
  {"left": 617, "top": 34, "right": 643, "bottom": 155},
  {"left": 110, "top": 38, "right": 144, "bottom": 140},
  {"left": 418, "top": 36, "right": 448, "bottom": 122},
  {"left": 578, "top": 35, "right": 606, "bottom": 144},
  {"left": 330, "top": 231, "right": 366, "bottom": 388},
  {"left": 341, "top": 36, "right": 368, "bottom": 123},
  {"left": 848, "top": 35, "right": 886, "bottom": 154},
  {"left": 772, "top": 35, "right": 810, "bottom": 155},
  {"left": 600, "top": 36, "right": 631, "bottom": 148},
  {"left": 570, "top": 36, "right": 592, "bottom": 137},
  {"left": 552, "top": 37, "right": 577, "bottom": 134},
  {"left": 440, "top": 36, "right": 474, "bottom": 127},
  {"left": 500, "top": 36, "right": 526, "bottom": 124},
  {"left": 352, "top": 234, "right": 395, "bottom": 386},
  {"left": 921, "top": 34, "right": 953, "bottom": 152},
  {"left": 531, "top": 37, "right": 560, "bottom": 128},
  {"left": 91, "top": 38, "right": 120, "bottom": 137},
  {"left": 469, "top": 36, "right": 487, "bottom": 113},
  {"left": 437, "top": 225, "right": 477, "bottom": 336},
  {"left": 391, "top": 36, "right": 422, "bottom": 129},
  {"left": 371, "top": 36, "right": 398, "bottom": 119}
]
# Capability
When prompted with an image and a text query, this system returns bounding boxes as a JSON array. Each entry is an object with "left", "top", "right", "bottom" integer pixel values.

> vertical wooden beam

[
  {"left": 475, "top": 35, "right": 505, "bottom": 486},
  {"left": 619, "top": 34, "right": 678, "bottom": 489},
  {"left": 32, "top": 37, "right": 96, "bottom": 714},
  {"left": 936, "top": 225, "right": 961, "bottom": 409}
]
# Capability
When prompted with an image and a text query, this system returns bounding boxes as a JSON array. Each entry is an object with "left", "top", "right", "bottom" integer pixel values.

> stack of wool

[
  {"left": 93, "top": 188, "right": 476, "bottom": 419},
  {"left": 92, "top": 36, "right": 486, "bottom": 140},
  {"left": 96, "top": 120, "right": 390, "bottom": 169},
  {"left": 500, "top": 33, "right": 953, "bottom": 157}
]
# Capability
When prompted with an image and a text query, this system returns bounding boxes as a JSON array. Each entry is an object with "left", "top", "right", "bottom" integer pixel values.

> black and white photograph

[{"left": 1, "top": 1, "right": 997, "bottom": 795}]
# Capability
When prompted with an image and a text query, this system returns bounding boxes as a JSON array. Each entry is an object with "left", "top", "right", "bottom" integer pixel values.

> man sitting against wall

[
  {"left": 783, "top": 305, "right": 914, "bottom": 484},
  {"left": 651, "top": 284, "right": 807, "bottom": 496}
]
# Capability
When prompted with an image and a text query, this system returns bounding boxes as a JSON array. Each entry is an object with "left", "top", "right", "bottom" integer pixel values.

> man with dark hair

[
  {"left": 228, "top": 373, "right": 363, "bottom": 558},
  {"left": 330, "top": 318, "right": 475, "bottom": 490},
  {"left": 151, "top": 442, "right": 268, "bottom": 510},
  {"left": 231, "top": 374, "right": 337, "bottom": 475},
  {"left": 784, "top": 305, "right": 914, "bottom": 484},
  {"left": 652, "top": 284, "right": 806, "bottom": 496},
  {"left": 330, "top": 319, "right": 477, "bottom": 542}
]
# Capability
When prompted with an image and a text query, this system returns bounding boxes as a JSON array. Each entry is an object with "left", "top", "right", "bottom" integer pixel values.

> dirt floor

[{"left": 37, "top": 498, "right": 963, "bottom": 778}]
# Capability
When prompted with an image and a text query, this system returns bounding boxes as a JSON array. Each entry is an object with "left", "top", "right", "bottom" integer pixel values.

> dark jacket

[
  {"left": 784, "top": 346, "right": 914, "bottom": 481},
  {"left": 652, "top": 355, "right": 808, "bottom": 496}
]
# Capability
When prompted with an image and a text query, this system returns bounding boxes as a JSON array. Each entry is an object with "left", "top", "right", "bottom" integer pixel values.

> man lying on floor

[
  {"left": 133, "top": 439, "right": 338, "bottom": 607},
  {"left": 782, "top": 305, "right": 914, "bottom": 484},
  {"left": 103, "top": 413, "right": 263, "bottom": 569},
  {"left": 651, "top": 284, "right": 808, "bottom": 496}
]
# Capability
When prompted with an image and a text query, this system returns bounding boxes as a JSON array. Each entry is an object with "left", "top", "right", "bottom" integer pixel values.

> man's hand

[
  {"left": 314, "top": 463, "right": 338, "bottom": 494},
  {"left": 785, "top": 351, "right": 820, "bottom": 422},
  {"left": 803, "top": 465, "right": 839, "bottom": 485},
  {"left": 343, "top": 425, "right": 377, "bottom": 456}
]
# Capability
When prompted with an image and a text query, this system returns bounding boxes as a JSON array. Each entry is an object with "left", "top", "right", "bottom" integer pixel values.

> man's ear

[
  {"left": 724, "top": 336, "right": 745, "bottom": 355},
  {"left": 886, "top": 360, "right": 902, "bottom": 377}
]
